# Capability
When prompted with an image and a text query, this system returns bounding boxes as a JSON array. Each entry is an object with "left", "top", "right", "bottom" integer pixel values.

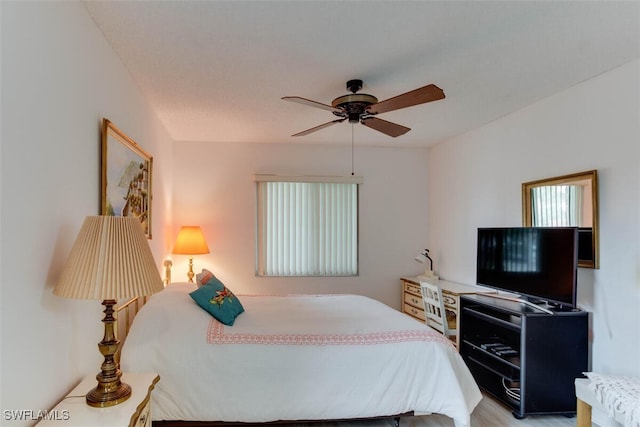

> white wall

[
  {"left": 171, "top": 141, "right": 430, "bottom": 307},
  {"left": 428, "top": 60, "right": 640, "bottom": 375},
  {"left": 0, "top": 2, "right": 173, "bottom": 423}
]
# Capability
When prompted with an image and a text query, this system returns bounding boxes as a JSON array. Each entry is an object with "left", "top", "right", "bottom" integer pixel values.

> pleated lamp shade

[
  {"left": 54, "top": 216, "right": 164, "bottom": 300},
  {"left": 172, "top": 226, "right": 210, "bottom": 255}
]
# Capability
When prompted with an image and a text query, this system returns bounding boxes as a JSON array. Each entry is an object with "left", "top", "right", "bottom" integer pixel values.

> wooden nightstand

[{"left": 36, "top": 373, "right": 159, "bottom": 427}]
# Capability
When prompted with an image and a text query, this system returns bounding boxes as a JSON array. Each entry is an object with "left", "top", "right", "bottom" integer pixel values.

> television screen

[{"left": 476, "top": 227, "right": 578, "bottom": 307}]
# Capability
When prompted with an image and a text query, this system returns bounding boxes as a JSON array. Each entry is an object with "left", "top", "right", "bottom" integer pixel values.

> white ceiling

[{"left": 84, "top": 1, "right": 639, "bottom": 147}]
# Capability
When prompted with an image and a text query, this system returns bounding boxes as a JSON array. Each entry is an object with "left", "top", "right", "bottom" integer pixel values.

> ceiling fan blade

[
  {"left": 292, "top": 118, "right": 346, "bottom": 137},
  {"left": 361, "top": 117, "right": 410, "bottom": 138},
  {"left": 366, "top": 84, "right": 445, "bottom": 115},
  {"left": 282, "top": 96, "right": 342, "bottom": 113}
]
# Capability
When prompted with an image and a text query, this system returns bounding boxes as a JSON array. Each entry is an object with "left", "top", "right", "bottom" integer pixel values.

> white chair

[{"left": 420, "top": 281, "right": 456, "bottom": 342}]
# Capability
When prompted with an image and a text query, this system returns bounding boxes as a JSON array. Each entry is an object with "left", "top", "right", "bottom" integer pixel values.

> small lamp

[
  {"left": 54, "top": 216, "right": 164, "bottom": 407},
  {"left": 172, "top": 226, "right": 210, "bottom": 282},
  {"left": 415, "top": 248, "right": 438, "bottom": 280}
]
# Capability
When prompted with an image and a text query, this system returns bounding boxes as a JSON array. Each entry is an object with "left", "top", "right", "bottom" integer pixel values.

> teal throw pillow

[{"left": 189, "top": 277, "right": 244, "bottom": 326}]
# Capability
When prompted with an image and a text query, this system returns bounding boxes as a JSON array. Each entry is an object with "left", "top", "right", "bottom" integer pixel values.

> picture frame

[{"left": 101, "top": 118, "right": 153, "bottom": 239}]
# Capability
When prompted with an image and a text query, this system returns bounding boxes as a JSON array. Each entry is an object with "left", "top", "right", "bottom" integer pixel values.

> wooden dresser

[{"left": 401, "top": 276, "right": 495, "bottom": 349}]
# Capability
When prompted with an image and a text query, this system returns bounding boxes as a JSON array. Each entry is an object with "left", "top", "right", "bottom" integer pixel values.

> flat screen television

[{"left": 476, "top": 227, "right": 578, "bottom": 308}]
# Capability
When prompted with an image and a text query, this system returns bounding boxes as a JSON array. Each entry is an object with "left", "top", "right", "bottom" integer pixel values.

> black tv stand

[{"left": 460, "top": 294, "right": 588, "bottom": 418}]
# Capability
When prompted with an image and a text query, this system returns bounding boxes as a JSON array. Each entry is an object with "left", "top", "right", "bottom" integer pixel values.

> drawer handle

[{"left": 411, "top": 297, "right": 421, "bottom": 305}]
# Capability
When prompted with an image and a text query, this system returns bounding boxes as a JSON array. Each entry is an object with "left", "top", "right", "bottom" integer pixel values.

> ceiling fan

[{"left": 282, "top": 79, "right": 445, "bottom": 138}]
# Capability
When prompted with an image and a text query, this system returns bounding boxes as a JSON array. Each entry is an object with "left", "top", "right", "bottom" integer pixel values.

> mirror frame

[{"left": 522, "top": 170, "right": 599, "bottom": 269}]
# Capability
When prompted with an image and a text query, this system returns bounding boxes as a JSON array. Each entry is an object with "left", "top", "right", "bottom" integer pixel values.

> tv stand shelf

[{"left": 460, "top": 294, "right": 588, "bottom": 419}]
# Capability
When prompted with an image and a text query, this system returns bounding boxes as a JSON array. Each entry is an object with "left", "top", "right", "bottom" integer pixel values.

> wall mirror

[{"left": 522, "top": 170, "right": 599, "bottom": 269}]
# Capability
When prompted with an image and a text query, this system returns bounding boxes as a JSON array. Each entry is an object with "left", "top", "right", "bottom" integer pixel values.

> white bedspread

[{"left": 121, "top": 283, "right": 481, "bottom": 426}]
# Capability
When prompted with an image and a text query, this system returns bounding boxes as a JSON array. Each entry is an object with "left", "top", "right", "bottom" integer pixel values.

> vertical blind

[
  {"left": 256, "top": 177, "right": 359, "bottom": 276},
  {"left": 531, "top": 185, "right": 581, "bottom": 227}
]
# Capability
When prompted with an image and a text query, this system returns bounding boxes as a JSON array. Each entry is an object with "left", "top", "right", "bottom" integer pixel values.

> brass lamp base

[
  {"left": 86, "top": 379, "right": 131, "bottom": 407},
  {"left": 187, "top": 256, "right": 195, "bottom": 283},
  {"left": 87, "top": 299, "right": 131, "bottom": 407}
]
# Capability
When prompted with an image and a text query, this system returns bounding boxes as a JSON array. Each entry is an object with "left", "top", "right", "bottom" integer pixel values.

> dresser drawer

[
  {"left": 442, "top": 292, "right": 457, "bottom": 309},
  {"left": 403, "top": 303, "right": 425, "bottom": 321},
  {"left": 404, "top": 291, "right": 423, "bottom": 309},
  {"left": 403, "top": 280, "right": 421, "bottom": 297}
]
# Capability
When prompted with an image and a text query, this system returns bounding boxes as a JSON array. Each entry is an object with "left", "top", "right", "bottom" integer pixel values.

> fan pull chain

[{"left": 351, "top": 124, "right": 355, "bottom": 176}]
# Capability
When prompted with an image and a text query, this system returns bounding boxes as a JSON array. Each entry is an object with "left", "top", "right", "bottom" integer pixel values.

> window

[{"left": 255, "top": 175, "right": 361, "bottom": 276}]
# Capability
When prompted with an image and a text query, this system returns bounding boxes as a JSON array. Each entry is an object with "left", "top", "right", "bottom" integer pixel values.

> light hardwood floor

[{"left": 286, "top": 393, "right": 576, "bottom": 427}]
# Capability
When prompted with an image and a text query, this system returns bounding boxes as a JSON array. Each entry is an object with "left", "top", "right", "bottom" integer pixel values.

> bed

[{"left": 120, "top": 282, "right": 481, "bottom": 426}]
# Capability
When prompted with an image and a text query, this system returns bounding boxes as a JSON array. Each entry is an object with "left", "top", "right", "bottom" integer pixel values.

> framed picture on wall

[{"left": 101, "top": 118, "right": 153, "bottom": 239}]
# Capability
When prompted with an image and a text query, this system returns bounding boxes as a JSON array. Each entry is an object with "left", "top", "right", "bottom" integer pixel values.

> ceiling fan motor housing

[
  {"left": 331, "top": 94, "right": 379, "bottom": 123},
  {"left": 332, "top": 94, "right": 378, "bottom": 123},
  {"left": 328, "top": 79, "right": 377, "bottom": 123}
]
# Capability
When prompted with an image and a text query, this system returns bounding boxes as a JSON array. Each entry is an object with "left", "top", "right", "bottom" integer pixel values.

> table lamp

[
  {"left": 415, "top": 248, "right": 438, "bottom": 280},
  {"left": 54, "top": 216, "right": 164, "bottom": 407},
  {"left": 171, "top": 225, "right": 210, "bottom": 282}
]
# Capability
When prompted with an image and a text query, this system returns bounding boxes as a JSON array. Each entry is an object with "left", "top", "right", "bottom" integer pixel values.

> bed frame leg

[{"left": 394, "top": 416, "right": 400, "bottom": 427}]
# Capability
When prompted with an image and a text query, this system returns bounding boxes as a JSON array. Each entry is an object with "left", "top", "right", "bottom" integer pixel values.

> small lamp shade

[
  {"left": 172, "top": 226, "right": 210, "bottom": 255},
  {"left": 172, "top": 226, "right": 210, "bottom": 283},
  {"left": 55, "top": 216, "right": 164, "bottom": 300}
]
